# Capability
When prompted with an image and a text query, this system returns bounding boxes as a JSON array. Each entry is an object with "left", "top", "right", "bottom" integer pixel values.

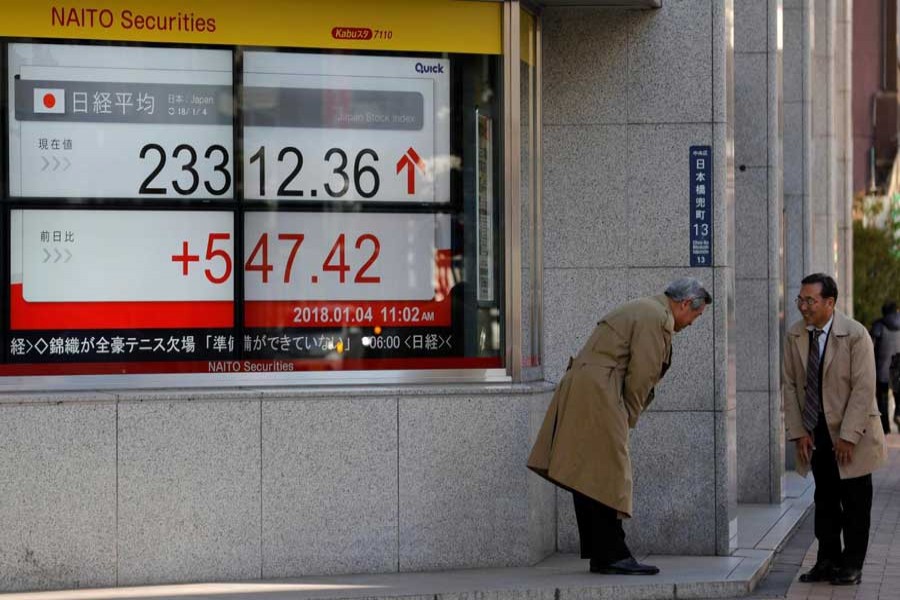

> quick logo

[{"left": 415, "top": 62, "right": 444, "bottom": 74}]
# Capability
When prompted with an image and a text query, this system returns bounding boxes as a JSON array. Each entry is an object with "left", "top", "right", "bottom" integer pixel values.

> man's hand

[
  {"left": 835, "top": 438, "right": 855, "bottom": 465},
  {"left": 795, "top": 435, "right": 814, "bottom": 464}
]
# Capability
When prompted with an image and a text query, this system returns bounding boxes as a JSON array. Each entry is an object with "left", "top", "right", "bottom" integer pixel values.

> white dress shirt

[{"left": 807, "top": 314, "right": 834, "bottom": 357}]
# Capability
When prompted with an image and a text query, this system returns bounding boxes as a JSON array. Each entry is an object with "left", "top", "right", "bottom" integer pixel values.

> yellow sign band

[{"left": 0, "top": 0, "right": 503, "bottom": 55}]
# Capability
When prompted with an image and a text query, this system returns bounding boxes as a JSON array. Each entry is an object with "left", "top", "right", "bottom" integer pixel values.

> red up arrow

[{"left": 396, "top": 147, "right": 426, "bottom": 195}]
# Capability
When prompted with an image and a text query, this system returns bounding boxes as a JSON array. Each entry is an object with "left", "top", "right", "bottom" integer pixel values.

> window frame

[{"left": 0, "top": 36, "right": 516, "bottom": 390}]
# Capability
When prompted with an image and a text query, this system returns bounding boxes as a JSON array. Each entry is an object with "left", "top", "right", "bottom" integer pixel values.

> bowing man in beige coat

[
  {"left": 784, "top": 273, "right": 886, "bottom": 586},
  {"left": 528, "top": 277, "right": 711, "bottom": 575}
]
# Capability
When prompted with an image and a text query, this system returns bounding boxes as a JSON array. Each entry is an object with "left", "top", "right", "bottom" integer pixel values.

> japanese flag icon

[{"left": 33, "top": 88, "right": 65, "bottom": 114}]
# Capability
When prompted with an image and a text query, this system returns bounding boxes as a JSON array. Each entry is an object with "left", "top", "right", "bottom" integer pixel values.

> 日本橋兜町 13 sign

[{"left": 689, "top": 146, "right": 713, "bottom": 267}]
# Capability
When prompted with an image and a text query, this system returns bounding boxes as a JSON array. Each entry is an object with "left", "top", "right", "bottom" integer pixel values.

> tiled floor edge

[
  {"left": 746, "top": 551, "right": 777, "bottom": 590},
  {"left": 556, "top": 583, "right": 676, "bottom": 600},
  {"left": 753, "top": 493, "right": 815, "bottom": 552},
  {"left": 673, "top": 580, "right": 752, "bottom": 599}
]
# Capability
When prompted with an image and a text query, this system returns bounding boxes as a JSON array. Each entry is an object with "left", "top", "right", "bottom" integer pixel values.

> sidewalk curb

[{"left": 0, "top": 490, "right": 819, "bottom": 600}]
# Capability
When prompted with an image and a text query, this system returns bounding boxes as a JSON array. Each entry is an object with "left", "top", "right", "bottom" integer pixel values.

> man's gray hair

[{"left": 664, "top": 277, "right": 713, "bottom": 310}]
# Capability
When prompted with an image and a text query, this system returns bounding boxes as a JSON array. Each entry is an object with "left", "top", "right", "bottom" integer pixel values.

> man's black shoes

[
  {"left": 798, "top": 560, "right": 838, "bottom": 583},
  {"left": 590, "top": 556, "right": 659, "bottom": 575},
  {"left": 797, "top": 561, "right": 862, "bottom": 585},
  {"left": 830, "top": 566, "right": 862, "bottom": 586}
]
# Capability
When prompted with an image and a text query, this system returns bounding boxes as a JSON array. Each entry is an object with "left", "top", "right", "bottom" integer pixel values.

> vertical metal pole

[
  {"left": 504, "top": 1, "right": 523, "bottom": 381},
  {"left": 533, "top": 9, "right": 544, "bottom": 376}
]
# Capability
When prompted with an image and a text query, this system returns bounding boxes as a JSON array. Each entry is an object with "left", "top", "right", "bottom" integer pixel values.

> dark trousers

[
  {"left": 876, "top": 382, "right": 891, "bottom": 433},
  {"left": 572, "top": 490, "right": 631, "bottom": 565},
  {"left": 812, "top": 414, "right": 873, "bottom": 569}
]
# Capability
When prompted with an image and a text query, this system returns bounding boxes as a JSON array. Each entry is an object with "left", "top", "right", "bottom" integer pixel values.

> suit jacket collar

[
  {"left": 788, "top": 310, "right": 849, "bottom": 375},
  {"left": 652, "top": 294, "right": 676, "bottom": 335},
  {"left": 829, "top": 311, "right": 852, "bottom": 337},
  {"left": 787, "top": 310, "right": 848, "bottom": 337},
  {"left": 822, "top": 311, "right": 850, "bottom": 376},
  {"left": 652, "top": 295, "right": 675, "bottom": 370}
]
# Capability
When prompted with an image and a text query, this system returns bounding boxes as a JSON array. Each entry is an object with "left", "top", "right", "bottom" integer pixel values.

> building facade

[{"left": 0, "top": 0, "right": 855, "bottom": 592}]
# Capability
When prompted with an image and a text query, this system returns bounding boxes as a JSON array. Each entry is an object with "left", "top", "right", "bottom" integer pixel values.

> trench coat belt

[{"left": 571, "top": 355, "right": 621, "bottom": 370}]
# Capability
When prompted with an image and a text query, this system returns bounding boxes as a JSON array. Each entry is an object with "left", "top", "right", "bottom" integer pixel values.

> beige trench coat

[
  {"left": 783, "top": 311, "right": 886, "bottom": 479},
  {"left": 527, "top": 295, "right": 673, "bottom": 518}
]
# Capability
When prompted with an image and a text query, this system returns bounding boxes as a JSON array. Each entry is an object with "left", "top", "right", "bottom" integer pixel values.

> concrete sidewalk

[{"left": 0, "top": 475, "right": 816, "bottom": 600}]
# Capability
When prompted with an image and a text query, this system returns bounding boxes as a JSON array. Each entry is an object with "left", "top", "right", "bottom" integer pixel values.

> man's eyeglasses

[{"left": 795, "top": 296, "right": 821, "bottom": 307}]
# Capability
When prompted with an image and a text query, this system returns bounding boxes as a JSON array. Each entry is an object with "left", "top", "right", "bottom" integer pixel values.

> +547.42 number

[{"left": 171, "top": 232, "right": 382, "bottom": 285}]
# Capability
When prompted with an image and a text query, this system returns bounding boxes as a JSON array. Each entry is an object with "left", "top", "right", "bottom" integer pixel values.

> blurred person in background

[{"left": 871, "top": 300, "right": 900, "bottom": 433}]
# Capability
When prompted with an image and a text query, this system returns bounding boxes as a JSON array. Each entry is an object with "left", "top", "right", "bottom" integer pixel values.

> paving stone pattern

[
  {"left": 745, "top": 507, "right": 814, "bottom": 599},
  {"left": 779, "top": 433, "right": 900, "bottom": 600}
]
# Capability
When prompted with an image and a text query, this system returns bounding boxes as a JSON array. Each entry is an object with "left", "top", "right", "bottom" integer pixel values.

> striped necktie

[{"left": 801, "top": 329, "right": 824, "bottom": 433}]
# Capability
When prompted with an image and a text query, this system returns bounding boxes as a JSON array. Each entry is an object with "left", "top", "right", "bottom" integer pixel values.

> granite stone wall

[
  {"left": 0, "top": 386, "right": 555, "bottom": 592},
  {"left": 783, "top": 0, "right": 814, "bottom": 314},
  {"left": 542, "top": 0, "right": 737, "bottom": 556},
  {"left": 733, "top": 0, "right": 784, "bottom": 504}
]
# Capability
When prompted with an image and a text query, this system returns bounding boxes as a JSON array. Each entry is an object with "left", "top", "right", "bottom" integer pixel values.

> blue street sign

[{"left": 689, "top": 145, "right": 713, "bottom": 267}]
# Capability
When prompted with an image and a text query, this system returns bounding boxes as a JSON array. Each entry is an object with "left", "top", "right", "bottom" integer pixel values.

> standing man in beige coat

[
  {"left": 783, "top": 273, "right": 886, "bottom": 586},
  {"left": 527, "top": 277, "right": 711, "bottom": 575}
]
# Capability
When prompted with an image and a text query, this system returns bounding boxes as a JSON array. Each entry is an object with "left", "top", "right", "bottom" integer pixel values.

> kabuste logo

[{"left": 331, "top": 27, "right": 373, "bottom": 40}]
